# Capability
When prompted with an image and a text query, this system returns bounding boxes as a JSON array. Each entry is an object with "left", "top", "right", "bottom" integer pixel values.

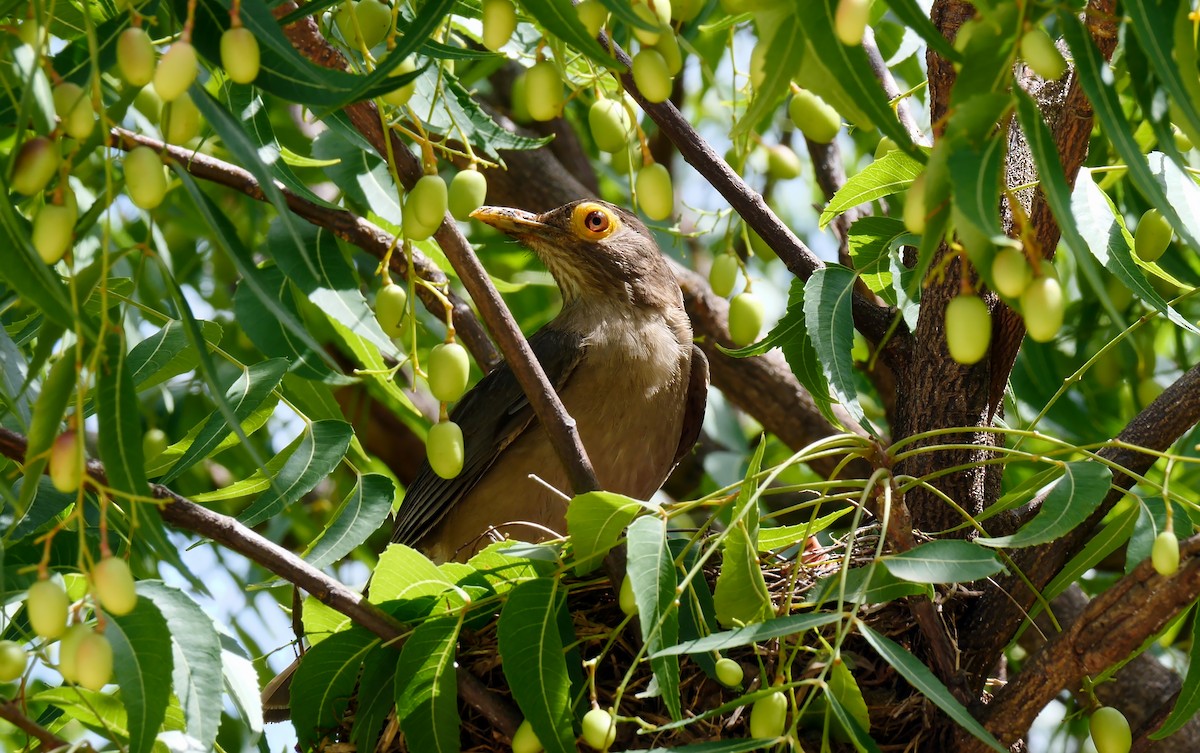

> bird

[{"left": 394, "top": 199, "right": 708, "bottom": 562}]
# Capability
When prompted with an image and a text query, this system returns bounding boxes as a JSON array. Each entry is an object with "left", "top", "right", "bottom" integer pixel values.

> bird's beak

[{"left": 469, "top": 206, "right": 547, "bottom": 237}]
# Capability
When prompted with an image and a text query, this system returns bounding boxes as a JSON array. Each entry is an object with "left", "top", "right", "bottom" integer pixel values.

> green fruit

[
  {"left": 655, "top": 32, "right": 683, "bottom": 76},
  {"left": 124, "top": 146, "right": 169, "bottom": 210},
  {"left": 118, "top": 27, "right": 156, "bottom": 87},
  {"left": 510, "top": 73, "right": 531, "bottom": 123},
  {"left": 765, "top": 144, "right": 802, "bottom": 180},
  {"left": 154, "top": 40, "right": 198, "bottom": 102},
  {"left": 512, "top": 719, "right": 544, "bottom": 753},
  {"left": 381, "top": 56, "right": 419, "bottom": 107},
  {"left": 482, "top": 0, "right": 517, "bottom": 52},
  {"left": 1089, "top": 706, "right": 1132, "bottom": 753},
  {"left": 631, "top": 0, "right": 670, "bottom": 45},
  {"left": 581, "top": 708, "right": 616, "bottom": 750},
  {"left": 57, "top": 623, "right": 90, "bottom": 683},
  {"left": 525, "top": 61, "right": 563, "bottom": 122},
  {"left": 0, "top": 640, "right": 27, "bottom": 682},
  {"left": 673, "top": 0, "right": 703, "bottom": 22},
  {"left": 403, "top": 211, "right": 438, "bottom": 241},
  {"left": 1152, "top": 530, "right": 1180, "bottom": 576},
  {"left": 428, "top": 421, "right": 465, "bottom": 479},
  {"left": 834, "top": 0, "right": 869, "bottom": 46},
  {"left": 163, "top": 93, "right": 201, "bottom": 144},
  {"left": 1020, "top": 277, "right": 1064, "bottom": 343},
  {"left": 53, "top": 82, "right": 95, "bottom": 140},
  {"left": 788, "top": 89, "right": 841, "bottom": 144},
  {"left": 589, "top": 99, "right": 634, "bottom": 153},
  {"left": 632, "top": 49, "right": 672, "bottom": 104},
  {"left": 748, "top": 41, "right": 767, "bottom": 89},
  {"left": 18, "top": 19, "right": 45, "bottom": 50},
  {"left": 714, "top": 657, "right": 744, "bottom": 687},
  {"left": 449, "top": 170, "right": 488, "bottom": 221},
  {"left": 577, "top": 0, "right": 609, "bottom": 36},
  {"left": 635, "top": 162, "right": 674, "bottom": 221},
  {"left": 618, "top": 574, "right": 637, "bottom": 615},
  {"left": 944, "top": 295, "right": 991, "bottom": 365},
  {"left": 991, "top": 247, "right": 1031, "bottom": 298},
  {"left": 749, "top": 689, "right": 788, "bottom": 739},
  {"left": 429, "top": 342, "right": 471, "bottom": 402},
  {"left": 336, "top": 0, "right": 391, "bottom": 49},
  {"left": 143, "top": 428, "right": 169, "bottom": 462},
  {"left": 27, "top": 579, "right": 69, "bottom": 639},
  {"left": 407, "top": 174, "right": 448, "bottom": 228},
  {"left": 92, "top": 557, "right": 138, "bottom": 616},
  {"left": 11, "top": 136, "right": 61, "bottom": 196},
  {"left": 74, "top": 632, "right": 113, "bottom": 691},
  {"left": 728, "top": 292, "right": 765, "bottom": 347},
  {"left": 1134, "top": 208, "right": 1171, "bottom": 263},
  {"left": 611, "top": 142, "right": 640, "bottom": 176},
  {"left": 50, "top": 430, "right": 82, "bottom": 493},
  {"left": 1137, "top": 376, "right": 1163, "bottom": 406},
  {"left": 709, "top": 254, "right": 740, "bottom": 298},
  {"left": 903, "top": 173, "right": 926, "bottom": 234},
  {"left": 221, "top": 26, "right": 261, "bottom": 84},
  {"left": 1021, "top": 28, "right": 1067, "bottom": 80},
  {"left": 375, "top": 282, "right": 408, "bottom": 335},
  {"left": 33, "top": 204, "right": 76, "bottom": 264}
]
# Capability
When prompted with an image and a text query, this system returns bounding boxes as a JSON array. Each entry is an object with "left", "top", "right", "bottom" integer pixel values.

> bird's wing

[
  {"left": 391, "top": 326, "right": 586, "bottom": 547},
  {"left": 672, "top": 344, "right": 709, "bottom": 468}
]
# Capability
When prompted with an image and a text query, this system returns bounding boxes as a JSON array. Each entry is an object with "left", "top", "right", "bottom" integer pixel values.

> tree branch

[{"left": 0, "top": 699, "right": 71, "bottom": 750}]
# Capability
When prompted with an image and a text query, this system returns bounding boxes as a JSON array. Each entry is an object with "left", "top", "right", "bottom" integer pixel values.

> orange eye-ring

[{"left": 571, "top": 202, "right": 619, "bottom": 240}]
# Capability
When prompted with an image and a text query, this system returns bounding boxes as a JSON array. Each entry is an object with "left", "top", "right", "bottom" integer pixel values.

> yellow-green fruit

[
  {"left": 33, "top": 204, "right": 76, "bottom": 264},
  {"left": 512, "top": 719, "right": 544, "bottom": 753},
  {"left": 714, "top": 657, "right": 743, "bottom": 687},
  {"left": 1134, "top": 208, "right": 1171, "bottom": 263},
  {"left": 991, "top": 247, "right": 1031, "bottom": 298},
  {"left": 74, "top": 632, "right": 113, "bottom": 691},
  {"left": 874, "top": 136, "right": 896, "bottom": 160},
  {"left": 0, "top": 640, "right": 28, "bottom": 682},
  {"left": 765, "top": 144, "right": 802, "bottom": 180},
  {"left": 788, "top": 89, "right": 841, "bottom": 144},
  {"left": 510, "top": 73, "right": 531, "bottom": 123},
  {"left": 403, "top": 211, "right": 438, "bottom": 241},
  {"left": 748, "top": 41, "right": 767, "bottom": 89},
  {"left": 27, "top": 579, "right": 69, "bottom": 639},
  {"left": 429, "top": 342, "right": 471, "bottom": 402},
  {"left": 17, "top": 19, "right": 45, "bottom": 49},
  {"left": 428, "top": 421, "right": 465, "bottom": 479},
  {"left": 632, "top": 0, "right": 671, "bottom": 45},
  {"left": 375, "top": 282, "right": 408, "bottom": 335},
  {"left": 577, "top": 0, "right": 609, "bottom": 36},
  {"left": 632, "top": 49, "right": 672, "bottom": 104},
  {"left": 1020, "top": 277, "right": 1064, "bottom": 343},
  {"left": 221, "top": 26, "right": 261, "bottom": 84},
  {"left": 673, "top": 0, "right": 703, "bottom": 22},
  {"left": 728, "top": 292, "right": 765, "bottom": 347},
  {"left": 618, "top": 574, "right": 638, "bottom": 615},
  {"left": 482, "top": 0, "right": 517, "bottom": 52},
  {"left": 143, "top": 428, "right": 169, "bottom": 463},
  {"left": 50, "top": 430, "right": 82, "bottom": 493},
  {"left": 1089, "top": 707, "right": 1132, "bottom": 753},
  {"left": 124, "top": 146, "right": 169, "bottom": 210},
  {"left": 449, "top": 170, "right": 488, "bottom": 221},
  {"left": 153, "top": 40, "right": 198, "bottom": 102},
  {"left": 611, "top": 142, "right": 639, "bottom": 176},
  {"left": 11, "top": 136, "right": 60, "bottom": 196},
  {"left": 118, "top": 27, "right": 156, "bottom": 87},
  {"left": 636, "top": 162, "right": 674, "bottom": 221},
  {"left": 407, "top": 174, "right": 448, "bottom": 229},
  {"left": 163, "top": 93, "right": 201, "bottom": 144},
  {"left": 1021, "top": 28, "right": 1066, "bottom": 80},
  {"left": 903, "top": 173, "right": 927, "bottom": 234},
  {"left": 525, "top": 61, "right": 563, "bottom": 122},
  {"left": 381, "top": 56, "right": 419, "bottom": 107},
  {"left": 709, "top": 254, "right": 740, "bottom": 298},
  {"left": 834, "top": 0, "right": 869, "bottom": 46},
  {"left": 589, "top": 99, "right": 633, "bottom": 153},
  {"left": 1137, "top": 376, "right": 1163, "bottom": 406},
  {"left": 654, "top": 29, "right": 683, "bottom": 75},
  {"left": 57, "top": 623, "right": 90, "bottom": 683},
  {"left": 53, "top": 82, "right": 95, "bottom": 140},
  {"left": 944, "top": 295, "right": 991, "bottom": 365},
  {"left": 336, "top": 0, "right": 391, "bottom": 49},
  {"left": 580, "top": 708, "right": 616, "bottom": 751},
  {"left": 92, "top": 557, "right": 138, "bottom": 616},
  {"left": 1152, "top": 530, "right": 1180, "bottom": 576},
  {"left": 749, "top": 690, "right": 788, "bottom": 739}
]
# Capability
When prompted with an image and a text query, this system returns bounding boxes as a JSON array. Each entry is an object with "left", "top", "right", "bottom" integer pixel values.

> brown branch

[
  {"left": 0, "top": 699, "right": 72, "bottom": 750},
  {"left": 0, "top": 427, "right": 521, "bottom": 740},
  {"left": 861, "top": 26, "right": 926, "bottom": 146}
]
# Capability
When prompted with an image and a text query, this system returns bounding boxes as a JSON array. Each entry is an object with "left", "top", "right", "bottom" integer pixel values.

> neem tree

[{"left": 2, "top": 0, "right": 1200, "bottom": 751}]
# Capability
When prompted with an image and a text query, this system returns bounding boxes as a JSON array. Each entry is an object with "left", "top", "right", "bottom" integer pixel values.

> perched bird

[{"left": 395, "top": 199, "right": 708, "bottom": 562}]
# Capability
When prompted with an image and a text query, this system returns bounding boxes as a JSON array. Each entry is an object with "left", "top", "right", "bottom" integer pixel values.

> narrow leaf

[
  {"left": 628, "top": 515, "right": 681, "bottom": 720},
  {"left": 96, "top": 332, "right": 148, "bottom": 501},
  {"left": 976, "top": 461, "right": 1113, "bottom": 548},
  {"left": 513, "top": 0, "right": 623, "bottom": 70},
  {"left": 290, "top": 627, "right": 378, "bottom": 749},
  {"left": 732, "top": 15, "right": 803, "bottom": 137},
  {"left": 1151, "top": 607, "right": 1200, "bottom": 738},
  {"left": 567, "top": 491, "right": 650, "bottom": 575},
  {"left": 651, "top": 612, "right": 843, "bottom": 657},
  {"left": 820, "top": 151, "right": 924, "bottom": 229},
  {"left": 395, "top": 615, "right": 462, "bottom": 753},
  {"left": 238, "top": 419, "right": 354, "bottom": 526},
  {"left": 881, "top": 540, "right": 1003, "bottom": 584},
  {"left": 804, "top": 265, "right": 870, "bottom": 432},
  {"left": 303, "top": 474, "right": 397, "bottom": 570},
  {"left": 106, "top": 598, "right": 175, "bottom": 753}
]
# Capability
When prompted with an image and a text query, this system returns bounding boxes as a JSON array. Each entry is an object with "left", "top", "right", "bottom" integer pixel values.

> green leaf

[
  {"left": 1126, "top": 0, "right": 1200, "bottom": 152},
  {"left": 31, "top": 687, "right": 185, "bottom": 744},
  {"left": 370, "top": 543, "right": 456, "bottom": 604},
  {"left": 237, "top": 419, "right": 355, "bottom": 526},
  {"left": 880, "top": 0, "right": 959, "bottom": 60},
  {"left": 219, "top": 635, "right": 264, "bottom": 736},
  {"left": 846, "top": 217, "right": 913, "bottom": 305},
  {"left": 829, "top": 658, "right": 872, "bottom": 735},
  {"left": 825, "top": 690, "right": 880, "bottom": 753},
  {"left": 1044, "top": 502, "right": 1138, "bottom": 601},
  {"left": 758, "top": 508, "right": 852, "bottom": 551},
  {"left": 567, "top": 490, "right": 650, "bottom": 575},
  {"left": 395, "top": 614, "right": 462, "bottom": 752},
  {"left": 859, "top": 623, "right": 1006, "bottom": 752},
  {"left": 303, "top": 474, "right": 397, "bottom": 570},
  {"left": 17, "top": 352, "right": 76, "bottom": 521},
  {"left": 820, "top": 151, "right": 924, "bottom": 229},
  {"left": 810, "top": 563, "right": 930, "bottom": 606},
  {"left": 96, "top": 332, "right": 148, "bottom": 502},
  {"left": 0, "top": 180, "right": 76, "bottom": 334},
  {"left": 139, "top": 582, "right": 223, "bottom": 752},
  {"left": 714, "top": 442, "right": 773, "bottom": 627},
  {"left": 732, "top": 15, "right": 803, "bottom": 138},
  {"left": 628, "top": 515, "right": 681, "bottom": 720},
  {"left": 651, "top": 612, "right": 843, "bottom": 657},
  {"left": 947, "top": 133, "right": 1008, "bottom": 265},
  {"left": 290, "top": 627, "right": 378, "bottom": 749},
  {"left": 105, "top": 597, "right": 175, "bottom": 753},
  {"left": 513, "top": 0, "right": 623, "bottom": 71},
  {"left": 975, "top": 461, "right": 1113, "bottom": 548},
  {"left": 804, "top": 265, "right": 870, "bottom": 432},
  {"left": 152, "top": 395, "right": 280, "bottom": 482},
  {"left": 1151, "top": 605, "right": 1200, "bottom": 738},
  {"left": 497, "top": 577, "right": 575, "bottom": 753},
  {"left": 352, "top": 645, "right": 401, "bottom": 752},
  {"left": 631, "top": 741, "right": 780, "bottom": 753},
  {"left": 126, "top": 320, "right": 224, "bottom": 391},
  {"left": 881, "top": 540, "right": 1004, "bottom": 584}
]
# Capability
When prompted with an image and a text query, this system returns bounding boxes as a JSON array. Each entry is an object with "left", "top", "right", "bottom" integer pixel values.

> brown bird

[{"left": 394, "top": 199, "right": 708, "bottom": 562}]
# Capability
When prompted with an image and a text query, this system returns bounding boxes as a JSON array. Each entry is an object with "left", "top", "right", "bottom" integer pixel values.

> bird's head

[{"left": 470, "top": 200, "right": 678, "bottom": 309}]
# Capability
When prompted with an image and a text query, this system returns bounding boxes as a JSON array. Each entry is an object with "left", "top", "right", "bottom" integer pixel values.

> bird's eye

[
  {"left": 584, "top": 210, "right": 609, "bottom": 233},
  {"left": 570, "top": 202, "right": 619, "bottom": 240}
]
